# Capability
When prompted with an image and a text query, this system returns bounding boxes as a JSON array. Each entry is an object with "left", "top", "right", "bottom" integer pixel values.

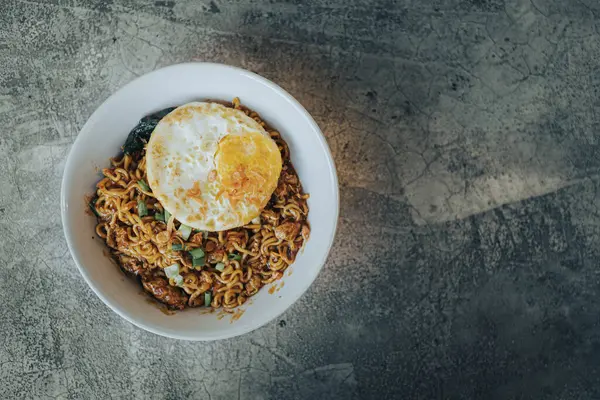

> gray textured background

[{"left": 1, "top": 0, "right": 600, "bottom": 398}]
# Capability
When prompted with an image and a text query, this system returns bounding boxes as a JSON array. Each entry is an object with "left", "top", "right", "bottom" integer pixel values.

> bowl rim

[{"left": 60, "top": 62, "right": 339, "bottom": 340}]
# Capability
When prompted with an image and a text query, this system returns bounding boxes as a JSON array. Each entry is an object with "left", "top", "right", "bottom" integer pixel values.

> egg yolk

[{"left": 215, "top": 131, "right": 282, "bottom": 209}]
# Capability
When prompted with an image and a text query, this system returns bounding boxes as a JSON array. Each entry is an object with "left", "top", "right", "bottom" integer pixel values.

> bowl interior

[{"left": 61, "top": 63, "right": 338, "bottom": 340}]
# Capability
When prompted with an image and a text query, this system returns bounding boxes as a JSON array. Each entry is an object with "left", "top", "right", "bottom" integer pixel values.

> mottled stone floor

[{"left": 1, "top": 0, "right": 600, "bottom": 398}]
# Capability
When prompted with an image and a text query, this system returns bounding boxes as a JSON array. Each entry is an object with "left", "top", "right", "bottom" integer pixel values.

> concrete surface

[{"left": 1, "top": 0, "right": 600, "bottom": 398}]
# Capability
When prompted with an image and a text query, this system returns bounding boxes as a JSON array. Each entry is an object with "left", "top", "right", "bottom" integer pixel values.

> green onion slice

[
  {"left": 178, "top": 224, "right": 192, "bottom": 240},
  {"left": 192, "top": 256, "right": 205, "bottom": 267},
  {"left": 137, "top": 180, "right": 150, "bottom": 192},
  {"left": 204, "top": 292, "right": 212, "bottom": 307},
  {"left": 173, "top": 275, "right": 184, "bottom": 287},
  {"left": 228, "top": 253, "right": 242, "bottom": 261},
  {"left": 137, "top": 200, "right": 148, "bottom": 217},
  {"left": 164, "top": 209, "right": 171, "bottom": 222},
  {"left": 88, "top": 197, "right": 100, "bottom": 217},
  {"left": 164, "top": 263, "right": 180, "bottom": 278},
  {"left": 154, "top": 213, "right": 165, "bottom": 222},
  {"left": 188, "top": 248, "right": 205, "bottom": 258},
  {"left": 215, "top": 262, "right": 225, "bottom": 272},
  {"left": 172, "top": 243, "right": 184, "bottom": 251}
]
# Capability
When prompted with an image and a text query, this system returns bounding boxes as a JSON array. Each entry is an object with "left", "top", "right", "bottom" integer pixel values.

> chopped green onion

[
  {"left": 154, "top": 213, "right": 165, "bottom": 222},
  {"left": 188, "top": 248, "right": 205, "bottom": 258},
  {"left": 204, "top": 292, "right": 212, "bottom": 307},
  {"left": 88, "top": 197, "right": 100, "bottom": 217},
  {"left": 137, "top": 180, "right": 150, "bottom": 192},
  {"left": 164, "top": 263, "right": 180, "bottom": 278},
  {"left": 137, "top": 200, "right": 148, "bottom": 217},
  {"left": 178, "top": 224, "right": 192, "bottom": 240},
  {"left": 202, "top": 231, "right": 208, "bottom": 239},
  {"left": 215, "top": 262, "right": 225, "bottom": 272},
  {"left": 173, "top": 274, "right": 184, "bottom": 287},
  {"left": 164, "top": 209, "right": 171, "bottom": 222},
  {"left": 192, "top": 256, "right": 205, "bottom": 267},
  {"left": 172, "top": 243, "right": 184, "bottom": 251},
  {"left": 228, "top": 253, "right": 242, "bottom": 261}
]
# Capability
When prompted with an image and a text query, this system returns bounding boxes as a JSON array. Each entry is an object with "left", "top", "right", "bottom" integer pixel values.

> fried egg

[{"left": 146, "top": 102, "right": 282, "bottom": 231}]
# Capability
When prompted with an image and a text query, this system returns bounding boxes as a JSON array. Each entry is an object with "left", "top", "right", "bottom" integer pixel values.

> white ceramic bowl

[{"left": 61, "top": 63, "right": 339, "bottom": 341}]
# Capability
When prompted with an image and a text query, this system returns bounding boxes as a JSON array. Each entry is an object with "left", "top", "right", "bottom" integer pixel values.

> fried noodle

[{"left": 91, "top": 98, "right": 310, "bottom": 311}]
